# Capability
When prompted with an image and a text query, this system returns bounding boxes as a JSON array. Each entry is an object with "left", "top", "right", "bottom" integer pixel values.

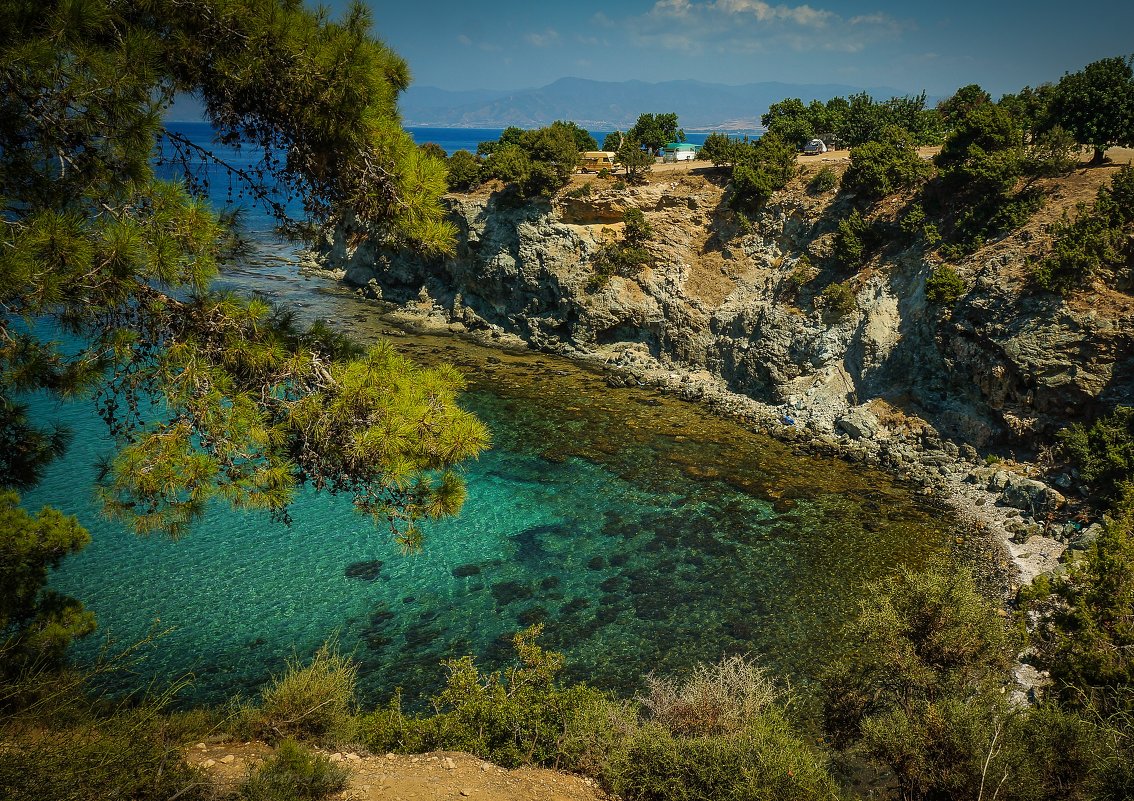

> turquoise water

[
  {"left": 31, "top": 266, "right": 953, "bottom": 707},
  {"left": 26, "top": 124, "right": 951, "bottom": 708}
]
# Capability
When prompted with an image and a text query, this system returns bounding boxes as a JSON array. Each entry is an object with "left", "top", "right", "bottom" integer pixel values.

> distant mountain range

[{"left": 400, "top": 77, "right": 917, "bottom": 130}]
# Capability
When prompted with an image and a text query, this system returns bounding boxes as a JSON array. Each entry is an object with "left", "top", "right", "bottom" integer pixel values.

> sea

[
  {"left": 405, "top": 127, "right": 752, "bottom": 156},
  {"left": 29, "top": 123, "right": 949, "bottom": 709}
]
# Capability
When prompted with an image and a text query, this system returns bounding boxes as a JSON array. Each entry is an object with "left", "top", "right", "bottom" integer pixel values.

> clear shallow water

[
  {"left": 32, "top": 272, "right": 953, "bottom": 707},
  {"left": 31, "top": 124, "right": 951, "bottom": 709}
]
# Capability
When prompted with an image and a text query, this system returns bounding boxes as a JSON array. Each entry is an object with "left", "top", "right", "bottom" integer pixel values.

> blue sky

[{"left": 350, "top": 0, "right": 1132, "bottom": 97}]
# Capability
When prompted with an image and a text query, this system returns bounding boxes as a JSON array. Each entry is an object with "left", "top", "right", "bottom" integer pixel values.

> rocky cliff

[{"left": 320, "top": 159, "right": 1134, "bottom": 464}]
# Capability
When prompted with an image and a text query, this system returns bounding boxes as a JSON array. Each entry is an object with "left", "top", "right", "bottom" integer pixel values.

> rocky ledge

[{"left": 310, "top": 163, "right": 1132, "bottom": 589}]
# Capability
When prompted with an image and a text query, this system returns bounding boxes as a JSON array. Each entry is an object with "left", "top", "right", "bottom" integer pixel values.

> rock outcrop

[{"left": 321, "top": 167, "right": 1134, "bottom": 463}]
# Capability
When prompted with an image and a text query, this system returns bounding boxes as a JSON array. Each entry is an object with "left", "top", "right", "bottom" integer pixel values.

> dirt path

[{"left": 188, "top": 742, "right": 611, "bottom": 801}]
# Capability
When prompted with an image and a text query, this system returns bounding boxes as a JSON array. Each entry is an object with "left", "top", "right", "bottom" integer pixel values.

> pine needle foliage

[{"left": 0, "top": 0, "right": 488, "bottom": 668}]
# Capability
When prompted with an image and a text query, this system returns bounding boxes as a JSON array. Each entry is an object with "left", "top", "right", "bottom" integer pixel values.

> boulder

[
  {"left": 836, "top": 407, "right": 880, "bottom": 440},
  {"left": 1001, "top": 475, "right": 1065, "bottom": 514}
]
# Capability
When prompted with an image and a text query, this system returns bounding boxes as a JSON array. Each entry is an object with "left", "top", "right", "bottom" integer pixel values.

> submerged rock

[{"left": 344, "top": 560, "right": 384, "bottom": 581}]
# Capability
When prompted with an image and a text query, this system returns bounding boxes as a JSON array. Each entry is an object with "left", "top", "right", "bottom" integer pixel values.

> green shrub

[
  {"left": 806, "top": 166, "right": 838, "bottom": 194},
  {"left": 841, "top": 125, "right": 933, "bottom": 200},
  {"left": 256, "top": 641, "right": 358, "bottom": 746},
  {"left": 589, "top": 208, "right": 654, "bottom": 290},
  {"left": 360, "top": 625, "right": 621, "bottom": 769},
  {"left": 1027, "top": 125, "right": 1078, "bottom": 177},
  {"left": 930, "top": 104, "right": 1040, "bottom": 254},
  {"left": 1059, "top": 407, "right": 1134, "bottom": 504},
  {"left": 729, "top": 132, "right": 797, "bottom": 210},
  {"left": 1033, "top": 166, "right": 1134, "bottom": 295},
  {"left": 480, "top": 123, "right": 581, "bottom": 196},
  {"left": 566, "top": 182, "right": 594, "bottom": 199},
  {"left": 925, "top": 264, "right": 965, "bottom": 305},
  {"left": 445, "top": 149, "right": 482, "bottom": 192},
  {"left": 818, "top": 282, "right": 857, "bottom": 320},
  {"left": 604, "top": 720, "right": 839, "bottom": 801},
  {"left": 782, "top": 257, "right": 818, "bottom": 300},
  {"left": 822, "top": 562, "right": 1013, "bottom": 800},
  {"left": 1035, "top": 488, "right": 1134, "bottom": 722},
  {"left": 831, "top": 209, "right": 874, "bottom": 271},
  {"left": 0, "top": 697, "right": 209, "bottom": 801},
  {"left": 241, "top": 739, "right": 349, "bottom": 801}
]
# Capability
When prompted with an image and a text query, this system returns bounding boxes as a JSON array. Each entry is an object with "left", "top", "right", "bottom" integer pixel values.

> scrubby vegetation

[
  {"left": 818, "top": 281, "right": 858, "bottom": 321},
  {"left": 589, "top": 207, "right": 654, "bottom": 290},
  {"left": 924, "top": 265, "right": 965, "bottom": 305},
  {"left": 476, "top": 122, "right": 584, "bottom": 196},
  {"left": 240, "top": 739, "right": 349, "bottom": 801},
  {"left": 832, "top": 210, "right": 876, "bottom": 272},
  {"left": 1033, "top": 166, "right": 1134, "bottom": 294}
]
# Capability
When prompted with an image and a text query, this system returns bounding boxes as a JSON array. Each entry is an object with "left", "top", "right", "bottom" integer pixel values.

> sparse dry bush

[{"left": 640, "top": 654, "right": 781, "bottom": 737}]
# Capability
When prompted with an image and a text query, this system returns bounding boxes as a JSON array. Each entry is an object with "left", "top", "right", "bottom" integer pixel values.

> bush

[
  {"left": 605, "top": 720, "right": 839, "bottom": 801},
  {"left": 818, "top": 282, "right": 857, "bottom": 320},
  {"left": 1034, "top": 487, "right": 1134, "bottom": 722},
  {"left": 822, "top": 562, "right": 1013, "bottom": 800},
  {"left": 729, "top": 132, "right": 797, "bottom": 210},
  {"left": 925, "top": 264, "right": 965, "bottom": 305},
  {"left": 360, "top": 625, "right": 623, "bottom": 769},
  {"left": 566, "top": 183, "right": 593, "bottom": 199},
  {"left": 479, "top": 123, "right": 580, "bottom": 196},
  {"left": 640, "top": 655, "right": 779, "bottom": 737},
  {"left": 445, "top": 149, "right": 482, "bottom": 192},
  {"left": 841, "top": 125, "right": 932, "bottom": 201},
  {"left": 781, "top": 257, "right": 818, "bottom": 300},
  {"left": 1033, "top": 166, "right": 1134, "bottom": 294},
  {"left": 806, "top": 166, "right": 838, "bottom": 194},
  {"left": 831, "top": 209, "right": 874, "bottom": 271},
  {"left": 256, "top": 641, "right": 358, "bottom": 746},
  {"left": 1027, "top": 125, "right": 1078, "bottom": 177},
  {"left": 0, "top": 691, "right": 209, "bottom": 801},
  {"left": 241, "top": 739, "right": 349, "bottom": 801},
  {"left": 589, "top": 208, "right": 653, "bottom": 290},
  {"left": 1058, "top": 407, "right": 1134, "bottom": 504}
]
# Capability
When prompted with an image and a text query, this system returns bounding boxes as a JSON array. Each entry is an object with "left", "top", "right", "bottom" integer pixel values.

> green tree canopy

[
  {"left": 842, "top": 125, "right": 933, "bottom": 201},
  {"left": 627, "top": 113, "right": 683, "bottom": 153},
  {"left": 615, "top": 137, "right": 654, "bottom": 181},
  {"left": 445, "top": 150, "right": 483, "bottom": 192},
  {"left": 551, "top": 120, "right": 598, "bottom": 152},
  {"left": 1050, "top": 56, "right": 1134, "bottom": 164},
  {"left": 728, "top": 132, "right": 797, "bottom": 210},
  {"left": 481, "top": 123, "right": 580, "bottom": 196},
  {"left": 937, "top": 84, "right": 992, "bottom": 127},
  {"left": 601, "top": 131, "right": 625, "bottom": 152},
  {"left": 0, "top": 0, "right": 490, "bottom": 667},
  {"left": 697, "top": 132, "right": 742, "bottom": 166}
]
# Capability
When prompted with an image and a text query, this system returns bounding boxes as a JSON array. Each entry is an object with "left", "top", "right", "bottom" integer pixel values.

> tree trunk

[{"left": 1092, "top": 146, "right": 1107, "bottom": 165}]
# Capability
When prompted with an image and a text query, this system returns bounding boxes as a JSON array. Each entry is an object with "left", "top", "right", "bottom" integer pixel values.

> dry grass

[{"left": 640, "top": 654, "right": 781, "bottom": 736}]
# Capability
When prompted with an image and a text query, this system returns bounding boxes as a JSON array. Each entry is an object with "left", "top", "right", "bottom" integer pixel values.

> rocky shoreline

[{"left": 300, "top": 255, "right": 1091, "bottom": 596}]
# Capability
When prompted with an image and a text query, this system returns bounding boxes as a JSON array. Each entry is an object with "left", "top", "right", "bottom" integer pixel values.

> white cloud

[
  {"left": 525, "top": 28, "right": 560, "bottom": 47},
  {"left": 628, "top": 1, "right": 900, "bottom": 55},
  {"left": 456, "top": 34, "right": 472, "bottom": 46}
]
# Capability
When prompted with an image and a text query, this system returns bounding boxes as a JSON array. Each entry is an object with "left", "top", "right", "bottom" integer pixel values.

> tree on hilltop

[
  {"left": 1050, "top": 56, "right": 1134, "bottom": 164},
  {"left": 0, "top": 0, "right": 489, "bottom": 669},
  {"left": 628, "top": 113, "right": 683, "bottom": 153},
  {"left": 616, "top": 136, "right": 654, "bottom": 180}
]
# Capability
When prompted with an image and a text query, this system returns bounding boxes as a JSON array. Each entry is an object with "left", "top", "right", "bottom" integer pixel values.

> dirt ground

[{"left": 187, "top": 741, "right": 612, "bottom": 801}]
